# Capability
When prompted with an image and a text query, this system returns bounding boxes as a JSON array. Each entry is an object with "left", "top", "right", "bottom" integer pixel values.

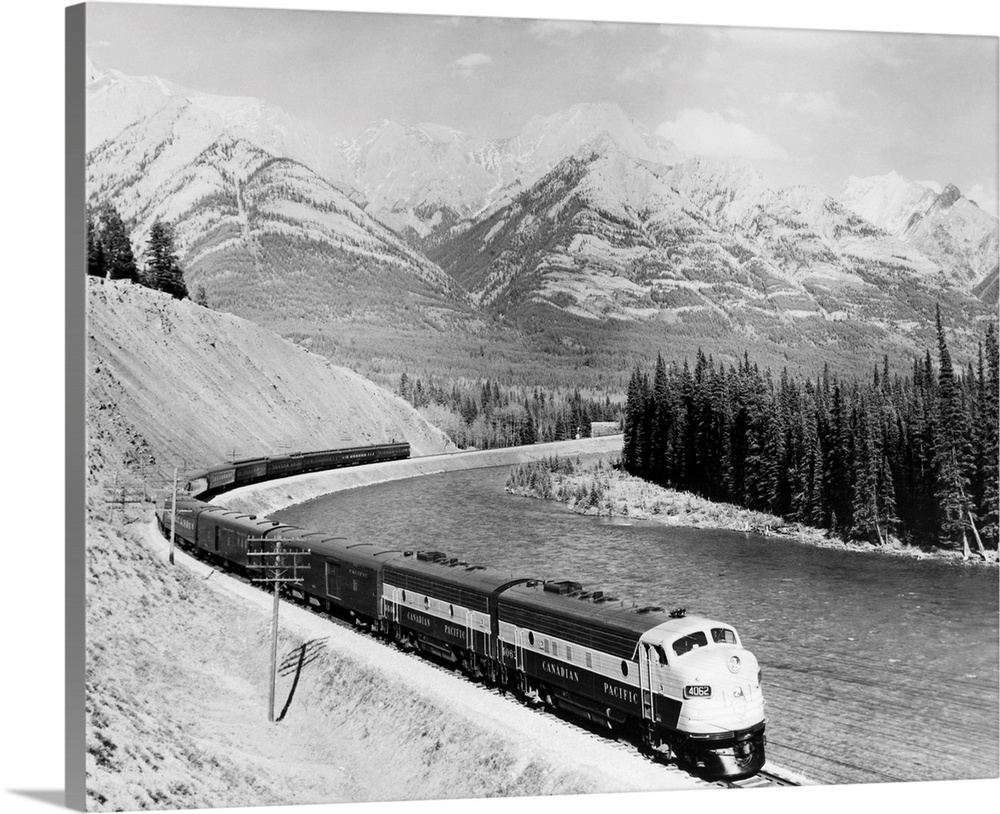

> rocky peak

[{"left": 936, "top": 183, "right": 963, "bottom": 210}]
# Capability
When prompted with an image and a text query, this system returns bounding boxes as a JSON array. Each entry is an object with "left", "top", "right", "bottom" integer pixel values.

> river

[{"left": 272, "top": 465, "right": 999, "bottom": 786}]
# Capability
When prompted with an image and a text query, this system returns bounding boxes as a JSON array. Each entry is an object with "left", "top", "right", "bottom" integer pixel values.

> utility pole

[
  {"left": 105, "top": 472, "right": 145, "bottom": 518},
  {"left": 247, "top": 539, "right": 310, "bottom": 722},
  {"left": 169, "top": 467, "right": 178, "bottom": 566}
]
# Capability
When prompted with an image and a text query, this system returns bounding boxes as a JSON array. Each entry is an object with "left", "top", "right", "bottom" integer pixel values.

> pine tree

[
  {"left": 650, "top": 353, "right": 670, "bottom": 485},
  {"left": 195, "top": 284, "right": 209, "bottom": 307},
  {"left": 521, "top": 399, "right": 537, "bottom": 446},
  {"left": 825, "top": 382, "right": 854, "bottom": 536},
  {"left": 100, "top": 205, "right": 139, "bottom": 283},
  {"left": 622, "top": 367, "right": 643, "bottom": 474},
  {"left": 933, "top": 305, "right": 971, "bottom": 547},
  {"left": 791, "top": 394, "right": 824, "bottom": 526},
  {"left": 706, "top": 363, "right": 733, "bottom": 501},
  {"left": 979, "top": 324, "right": 1000, "bottom": 545},
  {"left": 86, "top": 212, "right": 106, "bottom": 277},
  {"left": 145, "top": 219, "right": 189, "bottom": 299}
]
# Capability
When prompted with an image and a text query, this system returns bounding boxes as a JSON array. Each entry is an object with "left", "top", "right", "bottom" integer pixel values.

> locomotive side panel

[
  {"left": 496, "top": 616, "right": 645, "bottom": 720},
  {"left": 383, "top": 567, "right": 493, "bottom": 658}
]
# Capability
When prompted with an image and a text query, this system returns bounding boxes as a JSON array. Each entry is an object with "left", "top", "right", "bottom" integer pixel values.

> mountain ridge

[{"left": 85, "top": 60, "right": 997, "bottom": 378}]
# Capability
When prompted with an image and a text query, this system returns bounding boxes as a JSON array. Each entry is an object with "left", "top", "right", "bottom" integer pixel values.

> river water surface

[{"left": 273, "top": 466, "right": 999, "bottom": 786}]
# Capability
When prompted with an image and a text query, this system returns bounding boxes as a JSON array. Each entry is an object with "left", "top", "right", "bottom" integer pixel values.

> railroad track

[{"left": 723, "top": 768, "right": 799, "bottom": 788}]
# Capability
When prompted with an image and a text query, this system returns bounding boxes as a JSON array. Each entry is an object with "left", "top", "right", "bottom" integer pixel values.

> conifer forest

[{"left": 621, "top": 312, "right": 999, "bottom": 552}]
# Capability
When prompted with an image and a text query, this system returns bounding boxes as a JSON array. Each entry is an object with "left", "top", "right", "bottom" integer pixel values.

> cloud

[
  {"left": 449, "top": 52, "right": 493, "bottom": 78},
  {"left": 87, "top": 40, "right": 112, "bottom": 48},
  {"left": 966, "top": 181, "right": 999, "bottom": 218},
  {"left": 774, "top": 91, "right": 850, "bottom": 122},
  {"left": 656, "top": 109, "right": 787, "bottom": 160},
  {"left": 616, "top": 47, "right": 669, "bottom": 83},
  {"left": 529, "top": 20, "right": 597, "bottom": 40}
]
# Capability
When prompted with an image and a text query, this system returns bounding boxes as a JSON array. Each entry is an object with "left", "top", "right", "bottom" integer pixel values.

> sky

[
  {"left": 84, "top": 2, "right": 999, "bottom": 214},
  {"left": 1, "top": 5, "right": 997, "bottom": 814}
]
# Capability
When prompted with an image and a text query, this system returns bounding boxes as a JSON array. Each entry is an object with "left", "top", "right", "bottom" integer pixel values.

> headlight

[
  {"left": 683, "top": 685, "right": 712, "bottom": 699},
  {"left": 728, "top": 656, "right": 742, "bottom": 674}
]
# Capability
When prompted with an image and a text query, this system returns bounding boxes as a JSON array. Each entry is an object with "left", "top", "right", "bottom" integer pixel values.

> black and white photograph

[{"left": 14, "top": 1, "right": 1000, "bottom": 812}]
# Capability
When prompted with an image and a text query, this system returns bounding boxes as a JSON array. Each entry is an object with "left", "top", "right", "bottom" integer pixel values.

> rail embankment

[{"left": 215, "top": 435, "right": 623, "bottom": 515}]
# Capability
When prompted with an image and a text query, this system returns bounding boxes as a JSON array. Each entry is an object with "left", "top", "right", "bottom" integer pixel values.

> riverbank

[
  {"left": 505, "top": 455, "right": 998, "bottom": 566},
  {"left": 216, "top": 435, "right": 624, "bottom": 516}
]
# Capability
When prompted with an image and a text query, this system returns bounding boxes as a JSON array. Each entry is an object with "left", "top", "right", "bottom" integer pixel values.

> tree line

[
  {"left": 398, "top": 373, "right": 621, "bottom": 449},
  {"left": 621, "top": 309, "right": 998, "bottom": 552},
  {"left": 87, "top": 202, "right": 206, "bottom": 305}
]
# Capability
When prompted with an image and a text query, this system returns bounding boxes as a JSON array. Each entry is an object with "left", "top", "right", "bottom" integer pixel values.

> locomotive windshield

[
  {"left": 672, "top": 627, "right": 738, "bottom": 656},
  {"left": 672, "top": 631, "right": 708, "bottom": 655},
  {"left": 712, "top": 627, "right": 737, "bottom": 645}
]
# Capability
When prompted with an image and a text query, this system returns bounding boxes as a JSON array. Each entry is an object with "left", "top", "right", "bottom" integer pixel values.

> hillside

[
  {"left": 428, "top": 141, "right": 992, "bottom": 373},
  {"left": 86, "top": 277, "right": 455, "bottom": 491}
]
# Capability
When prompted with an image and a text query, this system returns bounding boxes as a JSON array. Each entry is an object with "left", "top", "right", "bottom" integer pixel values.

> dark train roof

[
  {"left": 272, "top": 528, "right": 406, "bottom": 570},
  {"left": 497, "top": 581, "right": 690, "bottom": 660},
  {"left": 156, "top": 493, "right": 215, "bottom": 515},
  {"left": 499, "top": 579, "right": 675, "bottom": 638},
  {"left": 197, "top": 506, "right": 291, "bottom": 537},
  {"left": 384, "top": 551, "right": 534, "bottom": 596}
]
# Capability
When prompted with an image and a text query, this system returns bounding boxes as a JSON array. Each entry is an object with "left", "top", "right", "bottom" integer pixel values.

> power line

[{"left": 246, "top": 539, "right": 311, "bottom": 722}]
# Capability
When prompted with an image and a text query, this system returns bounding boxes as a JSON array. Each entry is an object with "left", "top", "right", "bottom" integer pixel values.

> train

[
  {"left": 180, "top": 442, "right": 412, "bottom": 496},
  {"left": 156, "top": 442, "right": 767, "bottom": 781}
]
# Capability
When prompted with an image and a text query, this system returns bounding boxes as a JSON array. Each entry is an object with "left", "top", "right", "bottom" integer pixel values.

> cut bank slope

[{"left": 86, "top": 277, "right": 454, "bottom": 491}]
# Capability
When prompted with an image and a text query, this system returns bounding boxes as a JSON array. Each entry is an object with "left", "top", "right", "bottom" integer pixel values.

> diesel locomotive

[{"left": 156, "top": 442, "right": 766, "bottom": 781}]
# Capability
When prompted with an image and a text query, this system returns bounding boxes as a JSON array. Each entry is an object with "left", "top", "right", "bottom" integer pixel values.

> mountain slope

[
  {"left": 342, "top": 102, "right": 683, "bottom": 241},
  {"left": 85, "top": 62, "right": 996, "bottom": 381},
  {"left": 429, "top": 139, "right": 991, "bottom": 362},
  {"left": 86, "top": 82, "right": 469, "bottom": 327},
  {"left": 839, "top": 172, "right": 999, "bottom": 287},
  {"left": 87, "top": 57, "right": 351, "bottom": 186},
  {"left": 86, "top": 277, "right": 454, "bottom": 488}
]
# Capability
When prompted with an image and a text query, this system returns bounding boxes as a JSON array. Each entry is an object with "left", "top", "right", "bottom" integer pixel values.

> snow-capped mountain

[
  {"left": 490, "top": 101, "right": 682, "bottom": 188},
  {"left": 838, "top": 172, "right": 999, "bottom": 289},
  {"left": 87, "top": 57, "right": 352, "bottom": 186},
  {"left": 86, "top": 59, "right": 462, "bottom": 326},
  {"left": 428, "top": 136, "right": 975, "bottom": 347},
  {"left": 85, "top": 60, "right": 995, "bottom": 367},
  {"left": 339, "top": 101, "right": 684, "bottom": 240},
  {"left": 341, "top": 119, "right": 501, "bottom": 238},
  {"left": 837, "top": 172, "right": 937, "bottom": 235}
]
